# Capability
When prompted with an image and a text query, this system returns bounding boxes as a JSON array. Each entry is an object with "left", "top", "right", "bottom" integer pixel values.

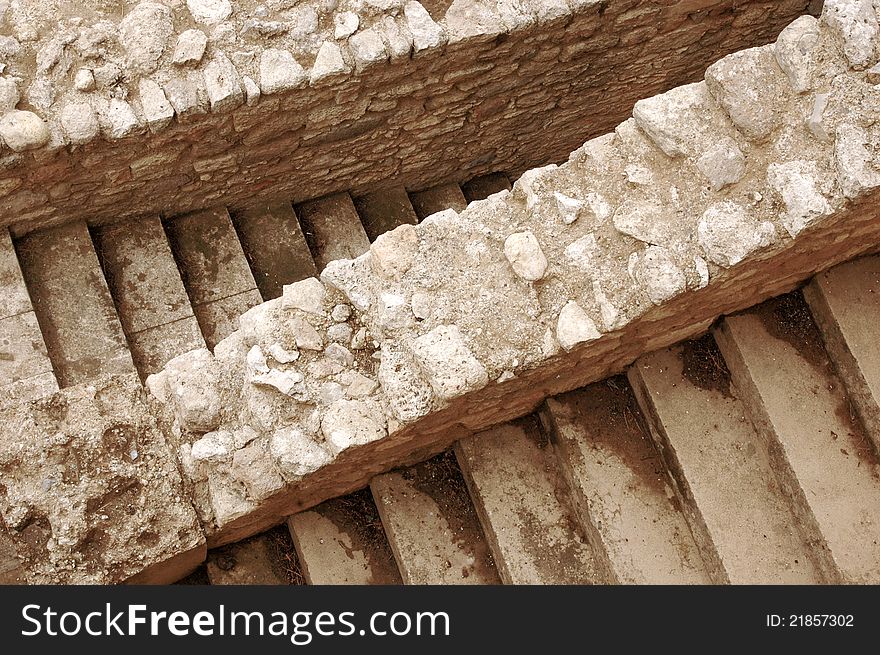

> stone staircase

[{"left": 182, "top": 255, "right": 880, "bottom": 586}]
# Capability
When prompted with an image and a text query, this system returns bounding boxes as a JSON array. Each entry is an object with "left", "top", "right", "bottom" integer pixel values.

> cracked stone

[
  {"left": 556, "top": 300, "right": 601, "bottom": 351},
  {"left": 173, "top": 30, "right": 208, "bottom": 66},
  {"left": 697, "top": 200, "right": 776, "bottom": 267},
  {"left": 119, "top": 2, "right": 173, "bottom": 75},
  {"left": 259, "top": 49, "right": 306, "bottom": 95},
  {"left": 767, "top": 160, "right": 833, "bottom": 237},
  {"left": 696, "top": 137, "right": 746, "bottom": 190},
  {"left": 282, "top": 277, "right": 326, "bottom": 315},
  {"left": 822, "top": 0, "right": 879, "bottom": 69},
  {"left": 410, "top": 324, "right": 488, "bottom": 401}
]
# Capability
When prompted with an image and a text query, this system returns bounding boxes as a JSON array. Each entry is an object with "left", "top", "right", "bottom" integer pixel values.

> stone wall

[
  {"left": 0, "top": 0, "right": 813, "bottom": 236},
  {"left": 1, "top": 0, "right": 877, "bottom": 582}
]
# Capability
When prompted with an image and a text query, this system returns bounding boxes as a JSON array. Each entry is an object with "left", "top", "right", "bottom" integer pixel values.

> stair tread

[
  {"left": 804, "top": 256, "right": 880, "bottom": 452},
  {"left": 717, "top": 293, "right": 880, "bottom": 583},
  {"left": 371, "top": 452, "right": 499, "bottom": 585},
  {"left": 206, "top": 527, "right": 301, "bottom": 585},
  {"left": 456, "top": 418, "right": 602, "bottom": 584},
  {"left": 544, "top": 381, "right": 710, "bottom": 584},
  {"left": 15, "top": 221, "right": 134, "bottom": 387},
  {"left": 354, "top": 187, "right": 419, "bottom": 242},
  {"left": 461, "top": 173, "right": 511, "bottom": 202},
  {"left": 0, "top": 228, "right": 34, "bottom": 319},
  {"left": 409, "top": 183, "right": 468, "bottom": 220},
  {"left": 296, "top": 193, "right": 370, "bottom": 272},
  {"left": 629, "top": 337, "right": 822, "bottom": 584},
  {"left": 93, "top": 216, "right": 205, "bottom": 376},
  {"left": 231, "top": 200, "right": 317, "bottom": 302},
  {"left": 288, "top": 491, "right": 402, "bottom": 585},
  {"left": 165, "top": 207, "right": 261, "bottom": 350}
]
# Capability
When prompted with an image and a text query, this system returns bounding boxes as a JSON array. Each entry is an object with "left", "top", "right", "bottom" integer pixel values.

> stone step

[
  {"left": 715, "top": 292, "right": 880, "bottom": 583},
  {"left": 803, "top": 256, "right": 880, "bottom": 453},
  {"left": 296, "top": 193, "right": 371, "bottom": 272},
  {"left": 0, "top": 523, "right": 25, "bottom": 584},
  {"left": 460, "top": 173, "right": 512, "bottom": 202},
  {"left": 628, "top": 335, "right": 823, "bottom": 584},
  {"left": 408, "top": 183, "right": 468, "bottom": 220},
  {"left": 287, "top": 489, "right": 402, "bottom": 585},
  {"left": 370, "top": 451, "right": 500, "bottom": 585},
  {"left": 14, "top": 222, "right": 135, "bottom": 387},
  {"left": 455, "top": 417, "right": 603, "bottom": 584},
  {"left": 206, "top": 526, "right": 303, "bottom": 585},
  {"left": 164, "top": 207, "right": 262, "bottom": 349},
  {"left": 230, "top": 200, "right": 317, "bottom": 301},
  {"left": 354, "top": 187, "right": 419, "bottom": 241},
  {"left": 0, "top": 228, "right": 57, "bottom": 404},
  {"left": 92, "top": 216, "right": 205, "bottom": 378},
  {"left": 541, "top": 379, "right": 710, "bottom": 584}
]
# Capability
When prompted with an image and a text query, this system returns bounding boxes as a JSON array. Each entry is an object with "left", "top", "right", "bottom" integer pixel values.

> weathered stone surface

[
  {"left": 309, "top": 41, "right": 349, "bottom": 85},
  {"left": 187, "top": 0, "right": 233, "bottom": 25},
  {"left": 203, "top": 52, "right": 244, "bottom": 112},
  {"left": 504, "top": 230, "right": 548, "bottom": 281},
  {"left": 774, "top": 15, "right": 823, "bottom": 92},
  {"left": 59, "top": 102, "right": 99, "bottom": 145},
  {"left": 259, "top": 49, "right": 306, "bottom": 95},
  {"left": 405, "top": 1, "right": 447, "bottom": 54},
  {"left": 138, "top": 79, "right": 175, "bottom": 132},
  {"left": 705, "top": 45, "right": 792, "bottom": 141},
  {"left": 821, "top": 0, "right": 879, "bottom": 69},
  {"left": 10, "top": 3, "right": 880, "bottom": 580},
  {"left": 767, "top": 160, "right": 834, "bottom": 237},
  {"left": 0, "top": 0, "right": 815, "bottom": 235},
  {"left": 0, "top": 110, "right": 49, "bottom": 151},
  {"left": 349, "top": 29, "right": 388, "bottom": 71},
  {"left": 411, "top": 325, "right": 488, "bottom": 401},
  {"left": 556, "top": 300, "right": 600, "bottom": 351},
  {"left": 119, "top": 2, "right": 173, "bottom": 75},
  {"left": 173, "top": 30, "right": 208, "bottom": 67},
  {"left": 0, "top": 376, "right": 205, "bottom": 584},
  {"left": 698, "top": 201, "right": 776, "bottom": 267}
]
